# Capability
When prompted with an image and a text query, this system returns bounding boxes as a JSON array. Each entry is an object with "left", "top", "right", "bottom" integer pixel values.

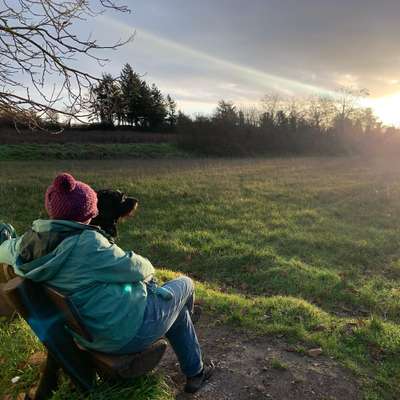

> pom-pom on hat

[{"left": 45, "top": 173, "right": 98, "bottom": 223}]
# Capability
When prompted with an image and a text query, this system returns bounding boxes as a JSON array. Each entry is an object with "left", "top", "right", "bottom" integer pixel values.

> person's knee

[
  {"left": 163, "top": 275, "right": 194, "bottom": 301},
  {"left": 173, "top": 276, "right": 195, "bottom": 300},
  {"left": 180, "top": 276, "right": 194, "bottom": 294}
]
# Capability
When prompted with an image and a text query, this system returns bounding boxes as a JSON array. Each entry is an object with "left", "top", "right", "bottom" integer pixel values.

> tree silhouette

[
  {"left": 148, "top": 84, "right": 166, "bottom": 129},
  {"left": 213, "top": 100, "right": 238, "bottom": 125},
  {"left": 333, "top": 86, "right": 369, "bottom": 136},
  {"left": 0, "top": 0, "right": 132, "bottom": 128},
  {"left": 166, "top": 95, "right": 177, "bottom": 129},
  {"left": 120, "top": 63, "right": 142, "bottom": 127},
  {"left": 89, "top": 64, "right": 175, "bottom": 130},
  {"left": 90, "top": 73, "right": 120, "bottom": 126}
]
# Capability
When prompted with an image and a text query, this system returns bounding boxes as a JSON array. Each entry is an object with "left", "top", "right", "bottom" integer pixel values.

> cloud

[
  {"left": 82, "top": 1, "right": 400, "bottom": 117},
  {"left": 90, "top": 14, "right": 337, "bottom": 114}
]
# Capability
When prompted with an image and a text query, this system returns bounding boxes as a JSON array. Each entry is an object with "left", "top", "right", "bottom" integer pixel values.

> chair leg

[{"left": 33, "top": 352, "right": 61, "bottom": 400}]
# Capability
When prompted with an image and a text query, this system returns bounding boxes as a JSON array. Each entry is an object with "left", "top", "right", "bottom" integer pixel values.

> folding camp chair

[{"left": 2, "top": 276, "right": 167, "bottom": 400}]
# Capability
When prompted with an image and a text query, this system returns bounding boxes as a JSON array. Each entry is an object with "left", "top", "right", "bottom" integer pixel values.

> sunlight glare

[{"left": 366, "top": 92, "right": 400, "bottom": 127}]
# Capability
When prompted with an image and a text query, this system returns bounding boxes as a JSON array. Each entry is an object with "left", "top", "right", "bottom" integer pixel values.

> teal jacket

[{"left": 0, "top": 219, "right": 155, "bottom": 352}]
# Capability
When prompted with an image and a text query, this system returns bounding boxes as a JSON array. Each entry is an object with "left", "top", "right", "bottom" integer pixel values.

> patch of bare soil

[{"left": 160, "top": 317, "right": 361, "bottom": 400}]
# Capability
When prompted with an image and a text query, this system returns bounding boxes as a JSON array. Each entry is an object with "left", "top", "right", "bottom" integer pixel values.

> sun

[{"left": 366, "top": 93, "right": 400, "bottom": 127}]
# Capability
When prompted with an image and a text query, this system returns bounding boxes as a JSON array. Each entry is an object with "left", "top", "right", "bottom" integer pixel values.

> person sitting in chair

[{"left": 0, "top": 173, "right": 214, "bottom": 394}]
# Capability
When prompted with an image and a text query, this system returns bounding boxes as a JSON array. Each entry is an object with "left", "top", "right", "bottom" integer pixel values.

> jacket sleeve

[
  {"left": 126, "top": 251, "right": 155, "bottom": 282},
  {"left": 94, "top": 248, "right": 155, "bottom": 283},
  {"left": 81, "top": 232, "right": 155, "bottom": 283},
  {"left": 0, "top": 223, "right": 19, "bottom": 266},
  {"left": 0, "top": 237, "right": 21, "bottom": 266}
]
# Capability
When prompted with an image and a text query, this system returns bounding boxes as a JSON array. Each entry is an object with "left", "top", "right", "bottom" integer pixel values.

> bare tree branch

[{"left": 0, "top": 0, "right": 132, "bottom": 130}]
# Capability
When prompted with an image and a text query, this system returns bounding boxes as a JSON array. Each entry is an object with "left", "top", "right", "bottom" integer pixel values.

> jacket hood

[
  {"left": 30, "top": 219, "right": 113, "bottom": 241},
  {"left": 15, "top": 219, "right": 101, "bottom": 281},
  {"left": 31, "top": 219, "right": 94, "bottom": 233}
]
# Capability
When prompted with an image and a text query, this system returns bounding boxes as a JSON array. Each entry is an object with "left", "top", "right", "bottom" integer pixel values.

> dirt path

[{"left": 160, "top": 318, "right": 361, "bottom": 400}]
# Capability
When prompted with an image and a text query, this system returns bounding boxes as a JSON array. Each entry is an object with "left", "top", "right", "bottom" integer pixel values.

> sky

[{"left": 80, "top": 1, "right": 399, "bottom": 126}]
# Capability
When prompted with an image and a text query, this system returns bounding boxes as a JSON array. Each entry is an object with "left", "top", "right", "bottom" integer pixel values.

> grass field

[
  {"left": 0, "top": 143, "right": 188, "bottom": 161},
  {"left": 1, "top": 156, "right": 400, "bottom": 399}
]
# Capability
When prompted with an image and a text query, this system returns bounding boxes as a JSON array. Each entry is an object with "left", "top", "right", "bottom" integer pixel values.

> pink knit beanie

[{"left": 45, "top": 173, "right": 98, "bottom": 223}]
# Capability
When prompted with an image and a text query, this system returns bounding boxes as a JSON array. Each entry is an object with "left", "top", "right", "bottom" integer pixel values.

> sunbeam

[{"left": 100, "top": 15, "right": 334, "bottom": 97}]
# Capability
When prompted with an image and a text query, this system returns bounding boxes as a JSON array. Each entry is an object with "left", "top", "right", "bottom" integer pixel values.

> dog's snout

[
  {"left": 127, "top": 197, "right": 139, "bottom": 208},
  {"left": 121, "top": 197, "right": 139, "bottom": 217}
]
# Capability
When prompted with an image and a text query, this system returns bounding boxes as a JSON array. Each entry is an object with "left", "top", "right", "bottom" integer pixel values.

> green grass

[
  {"left": 0, "top": 316, "right": 173, "bottom": 399},
  {"left": 1, "top": 156, "right": 400, "bottom": 399},
  {"left": 0, "top": 143, "right": 189, "bottom": 160},
  {"left": 270, "top": 357, "right": 289, "bottom": 371}
]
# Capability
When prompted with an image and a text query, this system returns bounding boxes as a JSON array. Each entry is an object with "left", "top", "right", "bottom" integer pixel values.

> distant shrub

[{"left": 176, "top": 99, "right": 397, "bottom": 157}]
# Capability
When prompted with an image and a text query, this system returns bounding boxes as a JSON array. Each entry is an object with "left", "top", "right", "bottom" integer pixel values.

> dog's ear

[{"left": 119, "top": 197, "right": 138, "bottom": 218}]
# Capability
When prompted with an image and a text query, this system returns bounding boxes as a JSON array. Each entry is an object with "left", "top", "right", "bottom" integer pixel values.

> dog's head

[{"left": 91, "top": 189, "right": 138, "bottom": 238}]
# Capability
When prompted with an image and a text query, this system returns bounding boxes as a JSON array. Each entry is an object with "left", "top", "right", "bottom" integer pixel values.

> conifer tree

[
  {"left": 91, "top": 74, "right": 120, "bottom": 126},
  {"left": 149, "top": 84, "right": 167, "bottom": 129},
  {"left": 166, "top": 95, "right": 177, "bottom": 128},
  {"left": 120, "top": 63, "right": 142, "bottom": 126}
]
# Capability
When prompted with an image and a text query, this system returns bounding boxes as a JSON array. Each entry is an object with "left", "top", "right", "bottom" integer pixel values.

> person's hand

[
  {"left": 0, "top": 223, "right": 16, "bottom": 245},
  {"left": 146, "top": 278, "right": 173, "bottom": 300},
  {"left": 155, "top": 286, "right": 173, "bottom": 300}
]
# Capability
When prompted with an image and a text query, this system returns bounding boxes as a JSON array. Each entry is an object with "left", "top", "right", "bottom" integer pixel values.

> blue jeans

[{"left": 116, "top": 276, "right": 203, "bottom": 377}]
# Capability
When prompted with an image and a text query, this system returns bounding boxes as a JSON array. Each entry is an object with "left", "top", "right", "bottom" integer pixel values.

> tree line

[
  {"left": 90, "top": 64, "right": 177, "bottom": 131},
  {"left": 177, "top": 88, "right": 400, "bottom": 156},
  {"left": 2, "top": 70, "right": 400, "bottom": 157}
]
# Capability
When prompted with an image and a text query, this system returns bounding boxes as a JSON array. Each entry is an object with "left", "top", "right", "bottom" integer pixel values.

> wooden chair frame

[{"left": 2, "top": 276, "right": 167, "bottom": 400}]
